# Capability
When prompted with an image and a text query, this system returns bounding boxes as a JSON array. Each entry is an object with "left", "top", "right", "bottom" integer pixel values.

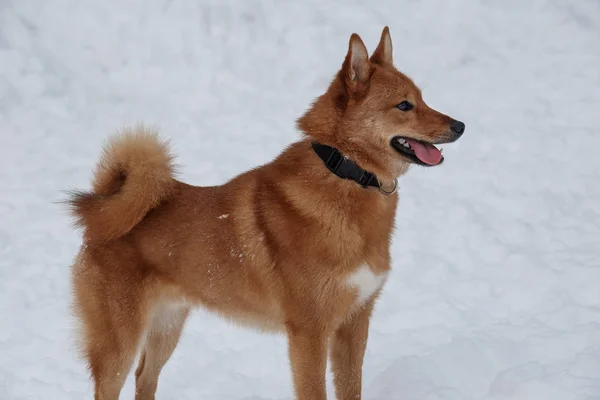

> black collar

[{"left": 311, "top": 142, "right": 381, "bottom": 189}]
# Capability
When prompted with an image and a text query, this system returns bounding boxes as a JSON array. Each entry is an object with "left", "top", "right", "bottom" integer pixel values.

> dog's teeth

[
  {"left": 439, "top": 147, "right": 443, "bottom": 154},
  {"left": 403, "top": 143, "right": 410, "bottom": 148},
  {"left": 398, "top": 138, "right": 406, "bottom": 144}
]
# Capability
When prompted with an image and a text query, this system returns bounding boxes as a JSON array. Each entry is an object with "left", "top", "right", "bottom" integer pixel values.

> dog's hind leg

[
  {"left": 134, "top": 303, "right": 190, "bottom": 400},
  {"left": 72, "top": 251, "right": 150, "bottom": 400}
]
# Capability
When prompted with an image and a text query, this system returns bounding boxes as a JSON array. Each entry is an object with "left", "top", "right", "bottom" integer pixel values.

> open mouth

[{"left": 391, "top": 136, "right": 444, "bottom": 167}]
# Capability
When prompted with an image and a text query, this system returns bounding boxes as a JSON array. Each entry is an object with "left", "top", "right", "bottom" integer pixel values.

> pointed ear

[
  {"left": 342, "top": 33, "right": 370, "bottom": 87},
  {"left": 370, "top": 26, "right": 393, "bottom": 66}
]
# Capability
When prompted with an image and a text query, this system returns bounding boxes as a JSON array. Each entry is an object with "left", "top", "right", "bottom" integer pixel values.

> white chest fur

[{"left": 345, "top": 264, "right": 388, "bottom": 307}]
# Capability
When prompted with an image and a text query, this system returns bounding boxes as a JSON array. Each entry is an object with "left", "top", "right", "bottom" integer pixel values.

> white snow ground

[{"left": 1, "top": 0, "right": 599, "bottom": 399}]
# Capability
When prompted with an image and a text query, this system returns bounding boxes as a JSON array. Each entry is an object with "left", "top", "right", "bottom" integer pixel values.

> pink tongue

[{"left": 406, "top": 139, "right": 442, "bottom": 165}]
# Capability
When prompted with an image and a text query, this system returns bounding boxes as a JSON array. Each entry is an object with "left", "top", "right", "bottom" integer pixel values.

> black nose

[{"left": 450, "top": 119, "right": 465, "bottom": 135}]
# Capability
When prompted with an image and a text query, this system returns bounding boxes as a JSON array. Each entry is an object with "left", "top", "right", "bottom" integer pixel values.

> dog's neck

[
  {"left": 311, "top": 141, "right": 397, "bottom": 195},
  {"left": 296, "top": 83, "right": 401, "bottom": 184},
  {"left": 296, "top": 90, "right": 341, "bottom": 143}
]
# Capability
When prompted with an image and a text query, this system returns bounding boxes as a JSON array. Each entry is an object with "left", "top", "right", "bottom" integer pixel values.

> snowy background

[{"left": 1, "top": 0, "right": 600, "bottom": 399}]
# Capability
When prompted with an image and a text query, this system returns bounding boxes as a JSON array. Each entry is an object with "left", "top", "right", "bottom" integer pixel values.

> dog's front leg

[
  {"left": 287, "top": 324, "right": 328, "bottom": 400},
  {"left": 330, "top": 300, "right": 374, "bottom": 400}
]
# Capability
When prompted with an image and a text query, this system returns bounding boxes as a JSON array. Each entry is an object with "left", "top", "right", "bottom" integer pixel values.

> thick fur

[
  {"left": 68, "top": 127, "right": 176, "bottom": 243},
  {"left": 68, "top": 27, "right": 463, "bottom": 400}
]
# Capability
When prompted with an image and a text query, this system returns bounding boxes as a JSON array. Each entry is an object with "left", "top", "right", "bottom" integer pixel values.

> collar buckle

[
  {"left": 325, "top": 149, "right": 345, "bottom": 173},
  {"left": 357, "top": 171, "right": 373, "bottom": 188},
  {"left": 311, "top": 141, "right": 390, "bottom": 193}
]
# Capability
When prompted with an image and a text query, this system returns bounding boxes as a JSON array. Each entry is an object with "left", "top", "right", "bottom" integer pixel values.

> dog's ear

[
  {"left": 342, "top": 33, "right": 370, "bottom": 89},
  {"left": 370, "top": 26, "right": 393, "bottom": 66}
]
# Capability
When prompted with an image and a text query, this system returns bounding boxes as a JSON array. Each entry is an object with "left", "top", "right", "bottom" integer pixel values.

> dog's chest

[{"left": 344, "top": 264, "right": 388, "bottom": 307}]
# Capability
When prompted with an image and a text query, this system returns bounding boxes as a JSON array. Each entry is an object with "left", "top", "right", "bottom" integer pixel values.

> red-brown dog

[{"left": 68, "top": 26, "right": 464, "bottom": 400}]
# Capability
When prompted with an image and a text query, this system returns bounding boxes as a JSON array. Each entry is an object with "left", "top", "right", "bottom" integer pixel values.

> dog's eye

[{"left": 395, "top": 101, "right": 414, "bottom": 111}]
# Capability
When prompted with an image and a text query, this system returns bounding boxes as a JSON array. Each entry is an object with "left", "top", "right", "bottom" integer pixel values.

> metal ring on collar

[{"left": 378, "top": 178, "right": 398, "bottom": 195}]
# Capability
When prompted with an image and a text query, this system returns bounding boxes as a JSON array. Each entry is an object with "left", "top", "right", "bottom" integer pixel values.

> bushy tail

[{"left": 68, "top": 126, "right": 177, "bottom": 243}]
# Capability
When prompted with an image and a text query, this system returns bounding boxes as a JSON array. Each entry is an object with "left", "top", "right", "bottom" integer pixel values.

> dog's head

[{"left": 298, "top": 27, "right": 465, "bottom": 180}]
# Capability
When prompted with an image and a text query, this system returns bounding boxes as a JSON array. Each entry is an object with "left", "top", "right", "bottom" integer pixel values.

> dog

[{"left": 67, "top": 26, "right": 464, "bottom": 400}]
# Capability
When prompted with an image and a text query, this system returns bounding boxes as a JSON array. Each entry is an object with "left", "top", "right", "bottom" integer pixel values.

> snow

[{"left": 1, "top": 0, "right": 599, "bottom": 399}]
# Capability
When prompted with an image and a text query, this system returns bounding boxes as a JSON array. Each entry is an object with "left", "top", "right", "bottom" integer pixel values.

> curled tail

[{"left": 68, "top": 126, "right": 177, "bottom": 243}]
